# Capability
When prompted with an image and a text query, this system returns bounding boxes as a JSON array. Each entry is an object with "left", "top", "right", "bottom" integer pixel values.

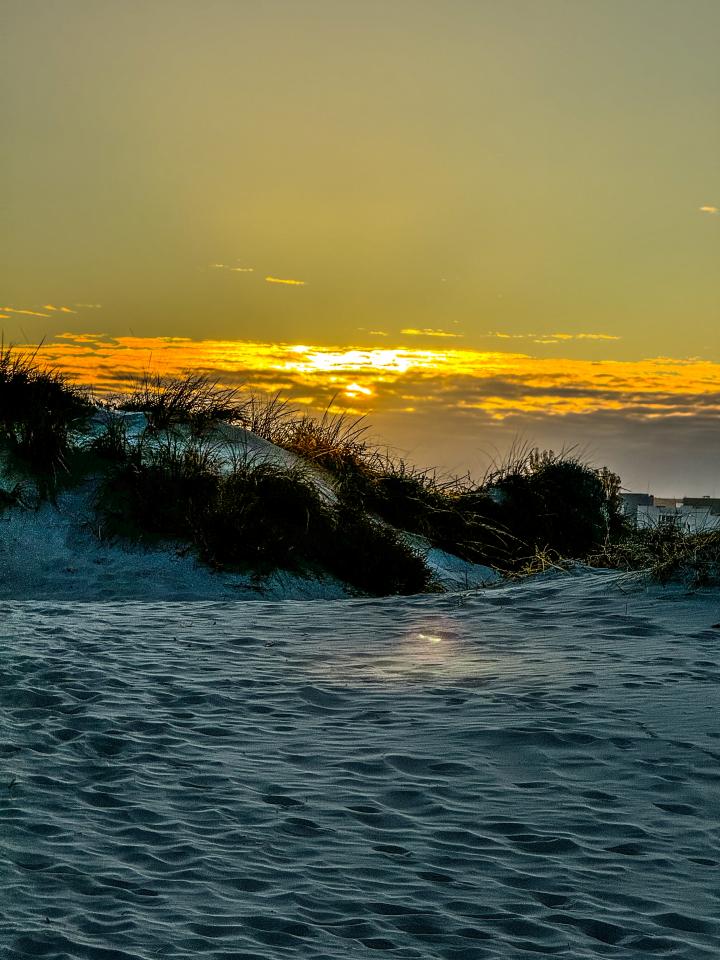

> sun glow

[{"left": 344, "top": 382, "right": 373, "bottom": 399}]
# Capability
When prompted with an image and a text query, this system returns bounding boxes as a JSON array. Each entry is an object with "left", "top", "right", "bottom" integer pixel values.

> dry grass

[
  {"left": 275, "top": 407, "right": 377, "bottom": 476},
  {"left": 590, "top": 525, "right": 720, "bottom": 586},
  {"left": 503, "top": 547, "right": 572, "bottom": 581}
]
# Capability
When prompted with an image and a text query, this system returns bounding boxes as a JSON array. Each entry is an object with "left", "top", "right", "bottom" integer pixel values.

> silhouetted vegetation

[
  {"left": 324, "top": 445, "right": 624, "bottom": 573},
  {"left": 94, "top": 434, "right": 429, "bottom": 595},
  {"left": 0, "top": 345, "right": 90, "bottom": 483},
  {"left": 1, "top": 358, "right": 661, "bottom": 591},
  {"left": 115, "top": 372, "right": 245, "bottom": 432},
  {"left": 590, "top": 524, "right": 720, "bottom": 586},
  {"left": 269, "top": 407, "right": 376, "bottom": 476},
  {"left": 480, "top": 447, "right": 624, "bottom": 568},
  {"left": 315, "top": 503, "right": 432, "bottom": 595}
]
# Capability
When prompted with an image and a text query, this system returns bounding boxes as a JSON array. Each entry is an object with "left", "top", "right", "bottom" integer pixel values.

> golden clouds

[
  {"left": 265, "top": 276, "right": 306, "bottom": 286},
  {"left": 401, "top": 328, "right": 462, "bottom": 338},
  {"left": 575, "top": 334, "right": 621, "bottom": 340},
  {"left": 26, "top": 333, "right": 720, "bottom": 425},
  {"left": 2, "top": 302, "right": 95, "bottom": 320},
  {"left": 2, "top": 306, "right": 51, "bottom": 318},
  {"left": 487, "top": 331, "right": 621, "bottom": 343},
  {"left": 699, "top": 205, "right": 718, "bottom": 214}
]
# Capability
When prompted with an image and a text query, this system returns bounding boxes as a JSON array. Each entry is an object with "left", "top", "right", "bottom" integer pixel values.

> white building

[{"left": 635, "top": 502, "right": 720, "bottom": 534}]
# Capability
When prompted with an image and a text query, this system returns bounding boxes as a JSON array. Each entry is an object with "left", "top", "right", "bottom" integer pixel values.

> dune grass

[
  {"left": 94, "top": 433, "right": 430, "bottom": 595},
  {"left": 237, "top": 392, "right": 297, "bottom": 441},
  {"left": 276, "top": 408, "right": 375, "bottom": 475},
  {"left": 590, "top": 524, "right": 720, "bottom": 586},
  {"left": 479, "top": 446, "right": 625, "bottom": 567},
  {"left": 114, "top": 372, "right": 246, "bottom": 432},
  {"left": 97, "top": 378, "right": 628, "bottom": 578},
  {"left": 325, "top": 444, "right": 624, "bottom": 573},
  {"left": 0, "top": 345, "right": 91, "bottom": 483}
]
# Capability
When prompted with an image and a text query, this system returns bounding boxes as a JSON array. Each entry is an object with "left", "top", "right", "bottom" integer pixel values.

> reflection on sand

[{"left": 309, "top": 612, "right": 523, "bottom": 684}]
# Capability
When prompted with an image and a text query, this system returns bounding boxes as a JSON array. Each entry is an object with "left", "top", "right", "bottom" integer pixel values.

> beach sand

[{"left": 2, "top": 569, "right": 719, "bottom": 957}]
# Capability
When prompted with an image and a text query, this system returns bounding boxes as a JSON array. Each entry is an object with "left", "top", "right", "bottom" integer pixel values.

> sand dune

[
  {"left": 2, "top": 570, "right": 719, "bottom": 957},
  {"left": 0, "top": 480, "right": 496, "bottom": 601}
]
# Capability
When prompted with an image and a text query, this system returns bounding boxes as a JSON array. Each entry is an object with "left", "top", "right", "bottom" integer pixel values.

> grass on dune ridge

[
  {"left": 3, "top": 351, "right": 715, "bottom": 590},
  {"left": 94, "top": 436, "right": 430, "bottom": 595},
  {"left": 0, "top": 344, "right": 91, "bottom": 484}
]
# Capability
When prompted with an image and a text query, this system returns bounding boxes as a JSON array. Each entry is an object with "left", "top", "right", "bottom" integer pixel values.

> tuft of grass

[
  {"left": 503, "top": 546, "right": 571, "bottom": 581},
  {"left": 96, "top": 436, "right": 220, "bottom": 542},
  {"left": 87, "top": 411, "right": 135, "bottom": 463},
  {"left": 238, "top": 393, "right": 296, "bottom": 440},
  {"left": 590, "top": 525, "right": 720, "bottom": 586},
  {"left": 276, "top": 407, "right": 376, "bottom": 476},
  {"left": 0, "top": 344, "right": 91, "bottom": 483},
  {"left": 114, "top": 372, "right": 246, "bottom": 432}
]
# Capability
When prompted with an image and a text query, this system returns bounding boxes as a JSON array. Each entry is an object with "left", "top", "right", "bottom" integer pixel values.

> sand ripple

[{"left": 2, "top": 571, "right": 719, "bottom": 958}]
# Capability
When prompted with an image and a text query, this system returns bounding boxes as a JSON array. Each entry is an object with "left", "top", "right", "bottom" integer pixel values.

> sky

[{"left": 2, "top": 0, "right": 719, "bottom": 493}]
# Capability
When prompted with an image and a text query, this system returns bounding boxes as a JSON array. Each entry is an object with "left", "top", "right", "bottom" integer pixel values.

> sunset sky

[{"left": 2, "top": 1, "right": 719, "bottom": 492}]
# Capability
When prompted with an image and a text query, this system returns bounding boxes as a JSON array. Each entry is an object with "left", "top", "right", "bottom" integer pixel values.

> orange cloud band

[{"left": 19, "top": 333, "right": 720, "bottom": 421}]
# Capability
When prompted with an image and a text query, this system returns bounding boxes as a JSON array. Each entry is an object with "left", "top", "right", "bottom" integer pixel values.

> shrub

[
  {"left": 97, "top": 437, "right": 221, "bottom": 542},
  {"left": 196, "top": 461, "right": 328, "bottom": 571},
  {"left": 317, "top": 504, "right": 432, "bottom": 595},
  {"left": 483, "top": 448, "right": 623, "bottom": 567}
]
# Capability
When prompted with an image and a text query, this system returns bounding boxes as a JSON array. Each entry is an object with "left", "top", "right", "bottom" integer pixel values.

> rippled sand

[{"left": 2, "top": 571, "right": 719, "bottom": 958}]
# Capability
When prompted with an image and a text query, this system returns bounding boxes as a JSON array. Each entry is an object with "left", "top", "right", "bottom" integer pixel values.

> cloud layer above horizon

[
  {"left": 15, "top": 332, "right": 718, "bottom": 494},
  {"left": 34, "top": 333, "right": 720, "bottom": 420}
]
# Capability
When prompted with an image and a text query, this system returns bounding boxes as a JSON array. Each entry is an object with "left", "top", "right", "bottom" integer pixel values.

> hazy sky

[{"left": 2, "top": 1, "right": 719, "bottom": 491}]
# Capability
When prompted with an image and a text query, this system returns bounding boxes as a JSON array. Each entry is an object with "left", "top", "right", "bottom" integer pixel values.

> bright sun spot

[
  {"left": 344, "top": 382, "right": 373, "bottom": 398},
  {"left": 417, "top": 633, "right": 443, "bottom": 644}
]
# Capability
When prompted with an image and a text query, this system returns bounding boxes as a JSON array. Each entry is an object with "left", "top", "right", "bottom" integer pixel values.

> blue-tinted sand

[{"left": 2, "top": 571, "right": 719, "bottom": 958}]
